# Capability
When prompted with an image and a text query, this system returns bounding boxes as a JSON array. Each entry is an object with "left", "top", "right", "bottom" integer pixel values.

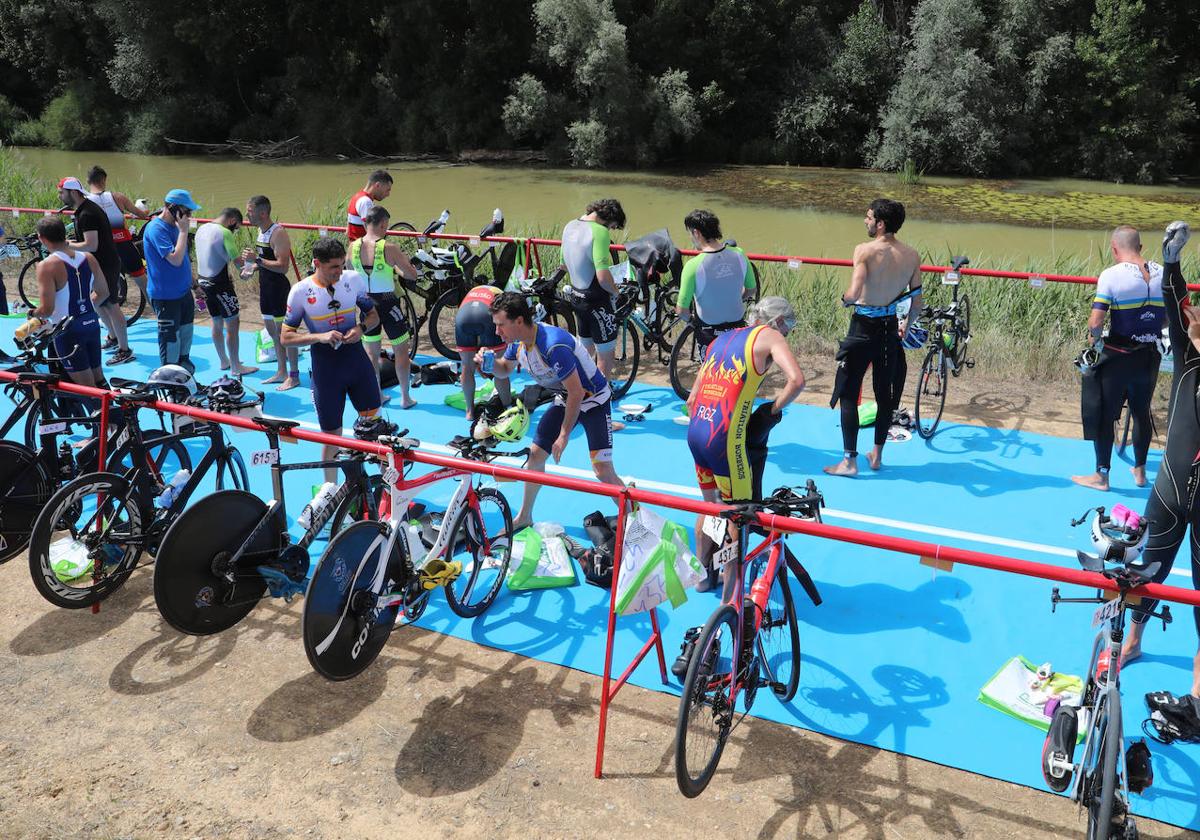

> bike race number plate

[
  {"left": 1092, "top": 596, "right": 1123, "bottom": 628},
  {"left": 37, "top": 420, "right": 67, "bottom": 436},
  {"left": 702, "top": 515, "right": 736, "bottom": 569},
  {"left": 250, "top": 449, "right": 280, "bottom": 467},
  {"left": 383, "top": 465, "right": 400, "bottom": 486}
]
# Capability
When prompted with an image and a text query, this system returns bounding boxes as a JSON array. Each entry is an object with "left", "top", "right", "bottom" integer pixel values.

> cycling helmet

[
  {"left": 488, "top": 402, "right": 529, "bottom": 442},
  {"left": 901, "top": 325, "right": 928, "bottom": 350},
  {"left": 352, "top": 414, "right": 398, "bottom": 441},
  {"left": 1074, "top": 345, "right": 1100, "bottom": 372},
  {"left": 208, "top": 374, "right": 244, "bottom": 403},
  {"left": 1086, "top": 505, "right": 1149, "bottom": 564},
  {"left": 146, "top": 365, "right": 197, "bottom": 400}
]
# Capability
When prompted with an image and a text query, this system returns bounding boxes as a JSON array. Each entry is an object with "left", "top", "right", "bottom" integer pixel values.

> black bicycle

[
  {"left": 912, "top": 256, "right": 973, "bottom": 439},
  {"left": 26, "top": 386, "right": 250, "bottom": 609},
  {"left": 152, "top": 415, "right": 392, "bottom": 636}
]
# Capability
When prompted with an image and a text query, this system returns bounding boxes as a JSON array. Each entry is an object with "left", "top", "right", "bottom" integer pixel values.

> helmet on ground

[
  {"left": 208, "top": 374, "right": 244, "bottom": 403},
  {"left": 146, "top": 365, "right": 197, "bottom": 400},
  {"left": 901, "top": 325, "right": 928, "bottom": 350},
  {"left": 1088, "top": 505, "right": 1148, "bottom": 564},
  {"left": 489, "top": 402, "right": 529, "bottom": 442}
]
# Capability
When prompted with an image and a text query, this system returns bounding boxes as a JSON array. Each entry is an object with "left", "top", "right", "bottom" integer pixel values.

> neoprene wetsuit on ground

[{"left": 1134, "top": 259, "right": 1200, "bottom": 636}]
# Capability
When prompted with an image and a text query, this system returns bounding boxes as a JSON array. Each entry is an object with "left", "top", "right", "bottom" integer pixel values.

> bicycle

[
  {"left": 302, "top": 432, "right": 527, "bottom": 681},
  {"left": 152, "top": 415, "right": 394, "bottom": 636},
  {"left": 674, "top": 482, "right": 825, "bottom": 797},
  {"left": 912, "top": 255, "right": 974, "bottom": 439},
  {"left": 1041, "top": 505, "right": 1170, "bottom": 840},
  {"left": 26, "top": 385, "right": 252, "bottom": 609}
]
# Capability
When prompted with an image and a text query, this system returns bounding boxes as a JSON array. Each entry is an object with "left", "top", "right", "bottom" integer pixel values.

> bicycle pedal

[{"left": 419, "top": 559, "right": 462, "bottom": 590}]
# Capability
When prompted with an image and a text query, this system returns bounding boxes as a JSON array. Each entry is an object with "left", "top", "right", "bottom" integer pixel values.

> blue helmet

[{"left": 901, "top": 325, "right": 928, "bottom": 350}]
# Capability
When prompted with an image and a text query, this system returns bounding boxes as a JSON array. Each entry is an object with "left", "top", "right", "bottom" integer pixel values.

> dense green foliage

[{"left": 0, "top": 0, "right": 1196, "bottom": 180}]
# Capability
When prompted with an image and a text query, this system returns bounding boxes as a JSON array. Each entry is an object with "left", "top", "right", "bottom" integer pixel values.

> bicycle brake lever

[{"left": 1161, "top": 605, "right": 1173, "bottom": 630}]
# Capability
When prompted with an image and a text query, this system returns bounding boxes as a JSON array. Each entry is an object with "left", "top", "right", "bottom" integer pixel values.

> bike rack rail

[
  {"left": 6, "top": 205, "right": 1194, "bottom": 291},
  {"left": 4, "top": 371, "right": 1200, "bottom": 777}
]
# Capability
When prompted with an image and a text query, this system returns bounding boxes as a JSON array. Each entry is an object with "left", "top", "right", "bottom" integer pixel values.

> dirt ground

[{"left": 2, "top": 316, "right": 1188, "bottom": 840}]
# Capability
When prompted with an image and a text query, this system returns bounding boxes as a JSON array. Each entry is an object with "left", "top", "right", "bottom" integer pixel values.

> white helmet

[
  {"left": 146, "top": 365, "right": 197, "bottom": 401},
  {"left": 1087, "top": 505, "right": 1149, "bottom": 565}
]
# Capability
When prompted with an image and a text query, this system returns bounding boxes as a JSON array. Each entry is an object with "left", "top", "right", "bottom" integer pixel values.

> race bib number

[
  {"left": 250, "top": 449, "right": 280, "bottom": 467},
  {"left": 702, "top": 515, "right": 736, "bottom": 569},
  {"left": 942, "top": 270, "right": 960, "bottom": 285}
]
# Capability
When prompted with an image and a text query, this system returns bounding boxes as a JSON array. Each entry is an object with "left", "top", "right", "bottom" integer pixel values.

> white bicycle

[{"left": 301, "top": 433, "right": 525, "bottom": 681}]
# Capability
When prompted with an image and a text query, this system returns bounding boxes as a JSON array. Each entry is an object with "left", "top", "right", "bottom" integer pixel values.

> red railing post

[{"left": 595, "top": 490, "right": 629, "bottom": 779}]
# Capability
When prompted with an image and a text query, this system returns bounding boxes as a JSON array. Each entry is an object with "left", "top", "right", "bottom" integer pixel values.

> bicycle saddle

[
  {"left": 949, "top": 255, "right": 970, "bottom": 271},
  {"left": 253, "top": 416, "right": 301, "bottom": 433}
]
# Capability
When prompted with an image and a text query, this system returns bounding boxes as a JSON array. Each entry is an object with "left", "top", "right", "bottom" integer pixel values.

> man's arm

[
  {"left": 113, "top": 191, "right": 150, "bottom": 221},
  {"left": 72, "top": 229, "right": 100, "bottom": 253},
  {"left": 32, "top": 260, "right": 57, "bottom": 318},
  {"left": 841, "top": 244, "right": 867, "bottom": 305},
  {"left": 1089, "top": 272, "right": 1113, "bottom": 343},
  {"left": 85, "top": 253, "right": 109, "bottom": 304},
  {"left": 742, "top": 256, "right": 757, "bottom": 302},
  {"left": 259, "top": 227, "right": 292, "bottom": 275},
  {"left": 342, "top": 295, "right": 378, "bottom": 344},
  {"left": 764, "top": 331, "right": 805, "bottom": 413},
  {"left": 552, "top": 370, "right": 585, "bottom": 462},
  {"left": 901, "top": 261, "right": 923, "bottom": 335},
  {"left": 279, "top": 323, "right": 341, "bottom": 347},
  {"left": 676, "top": 258, "right": 697, "bottom": 316},
  {"left": 162, "top": 217, "right": 189, "bottom": 267},
  {"left": 384, "top": 243, "right": 418, "bottom": 282},
  {"left": 593, "top": 226, "right": 617, "bottom": 296}
]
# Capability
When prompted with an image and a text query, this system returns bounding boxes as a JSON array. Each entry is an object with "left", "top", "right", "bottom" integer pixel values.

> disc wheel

[
  {"left": 913, "top": 348, "right": 948, "bottom": 440},
  {"left": 28, "top": 471, "right": 144, "bottom": 609},
  {"left": 669, "top": 324, "right": 705, "bottom": 400},
  {"left": 0, "top": 441, "right": 54, "bottom": 564},
  {"left": 608, "top": 317, "right": 641, "bottom": 400},
  {"left": 675, "top": 604, "right": 738, "bottom": 798},
  {"left": 444, "top": 487, "right": 513, "bottom": 617},
  {"left": 153, "top": 490, "right": 284, "bottom": 635},
  {"left": 428, "top": 285, "right": 465, "bottom": 360},
  {"left": 302, "top": 520, "right": 406, "bottom": 681},
  {"left": 755, "top": 567, "right": 801, "bottom": 701}
]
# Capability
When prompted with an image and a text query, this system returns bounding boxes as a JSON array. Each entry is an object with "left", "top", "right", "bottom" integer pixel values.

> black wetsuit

[
  {"left": 831, "top": 313, "right": 906, "bottom": 454},
  {"left": 1134, "top": 260, "right": 1200, "bottom": 636}
]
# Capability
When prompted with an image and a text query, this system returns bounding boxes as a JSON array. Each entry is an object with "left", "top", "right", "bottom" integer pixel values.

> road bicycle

[
  {"left": 152, "top": 415, "right": 394, "bottom": 636},
  {"left": 302, "top": 432, "right": 526, "bottom": 681},
  {"left": 1041, "top": 505, "right": 1170, "bottom": 840},
  {"left": 26, "top": 385, "right": 252, "bottom": 609},
  {"left": 674, "top": 482, "right": 825, "bottom": 797},
  {"left": 912, "top": 255, "right": 974, "bottom": 439}
]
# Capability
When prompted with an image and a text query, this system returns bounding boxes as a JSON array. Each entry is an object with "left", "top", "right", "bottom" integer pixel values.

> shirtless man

[{"left": 824, "top": 198, "right": 922, "bottom": 477}]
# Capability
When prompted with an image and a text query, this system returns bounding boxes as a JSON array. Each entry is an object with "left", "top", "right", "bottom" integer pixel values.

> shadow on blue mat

[{"left": 804, "top": 577, "right": 972, "bottom": 642}]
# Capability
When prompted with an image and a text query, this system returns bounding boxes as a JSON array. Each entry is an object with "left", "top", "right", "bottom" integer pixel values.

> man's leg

[
  {"left": 151, "top": 297, "right": 179, "bottom": 366},
  {"left": 364, "top": 336, "right": 388, "bottom": 404},
  {"left": 177, "top": 293, "right": 195, "bottom": 374},
  {"left": 459, "top": 351, "right": 477, "bottom": 419},
  {"left": 101, "top": 301, "right": 130, "bottom": 353},
  {"left": 393, "top": 340, "right": 414, "bottom": 408},
  {"left": 1128, "top": 355, "right": 1158, "bottom": 487},
  {"left": 211, "top": 315, "right": 229, "bottom": 370},
  {"left": 514, "top": 445, "right": 550, "bottom": 529},
  {"left": 226, "top": 314, "right": 256, "bottom": 376},
  {"left": 867, "top": 343, "right": 905, "bottom": 470},
  {"left": 824, "top": 350, "right": 869, "bottom": 477}
]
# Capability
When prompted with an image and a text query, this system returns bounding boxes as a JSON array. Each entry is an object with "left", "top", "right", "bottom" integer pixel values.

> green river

[{"left": 10, "top": 146, "right": 1200, "bottom": 274}]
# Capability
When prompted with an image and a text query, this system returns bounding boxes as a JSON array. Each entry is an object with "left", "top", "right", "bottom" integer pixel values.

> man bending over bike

[
  {"left": 279, "top": 238, "right": 383, "bottom": 482},
  {"left": 486, "top": 292, "right": 625, "bottom": 530}
]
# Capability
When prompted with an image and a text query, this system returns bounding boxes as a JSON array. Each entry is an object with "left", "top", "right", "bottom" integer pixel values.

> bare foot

[
  {"left": 263, "top": 372, "right": 286, "bottom": 385},
  {"left": 1071, "top": 472, "right": 1110, "bottom": 491},
  {"left": 233, "top": 364, "right": 259, "bottom": 376},
  {"left": 1120, "top": 641, "right": 1142, "bottom": 665},
  {"left": 1131, "top": 465, "right": 1147, "bottom": 488},
  {"left": 218, "top": 360, "right": 231, "bottom": 371},
  {"left": 866, "top": 451, "right": 882, "bottom": 471},
  {"left": 401, "top": 397, "right": 417, "bottom": 410},
  {"left": 823, "top": 458, "right": 858, "bottom": 478},
  {"left": 612, "top": 420, "right": 626, "bottom": 432},
  {"left": 511, "top": 519, "right": 533, "bottom": 533},
  {"left": 277, "top": 376, "right": 300, "bottom": 392},
  {"left": 380, "top": 393, "right": 392, "bottom": 405}
]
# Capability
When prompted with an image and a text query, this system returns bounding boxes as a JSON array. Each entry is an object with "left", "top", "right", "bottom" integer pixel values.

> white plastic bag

[
  {"left": 615, "top": 505, "right": 704, "bottom": 615},
  {"left": 256, "top": 327, "right": 277, "bottom": 364}
]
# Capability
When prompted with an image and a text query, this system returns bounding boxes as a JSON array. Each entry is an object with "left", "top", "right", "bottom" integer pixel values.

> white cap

[{"left": 57, "top": 176, "right": 84, "bottom": 192}]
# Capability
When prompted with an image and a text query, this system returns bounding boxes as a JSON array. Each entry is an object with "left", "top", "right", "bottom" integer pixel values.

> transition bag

[
  {"left": 978, "top": 655, "right": 1084, "bottom": 733},
  {"left": 506, "top": 523, "right": 578, "bottom": 591},
  {"left": 255, "top": 327, "right": 276, "bottom": 364},
  {"left": 614, "top": 505, "right": 704, "bottom": 615}
]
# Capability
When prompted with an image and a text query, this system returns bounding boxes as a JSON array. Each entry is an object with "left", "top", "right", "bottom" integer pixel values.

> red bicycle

[{"left": 674, "top": 482, "right": 824, "bottom": 797}]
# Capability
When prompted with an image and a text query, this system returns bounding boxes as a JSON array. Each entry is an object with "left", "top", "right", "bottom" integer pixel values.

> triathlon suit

[
  {"left": 678, "top": 246, "right": 756, "bottom": 346},
  {"left": 283, "top": 271, "right": 381, "bottom": 431},
  {"left": 71, "top": 198, "right": 122, "bottom": 308},
  {"left": 829, "top": 290, "right": 915, "bottom": 456},
  {"left": 502, "top": 323, "right": 614, "bottom": 461},
  {"left": 561, "top": 218, "right": 618, "bottom": 348},
  {"left": 345, "top": 190, "right": 374, "bottom": 241},
  {"left": 90, "top": 189, "right": 145, "bottom": 278},
  {"left": 1082, "top": 261, "right": 1164, "bottom": 472},
  {"left": 687, "top": 325, "right": 780, "bottom": 501},
  {"left": 454, "top": 284, "right": 504, "bottom": 351},
  {"left": 349, "top": 237, "right": 411, "bottom": 344},
  {"left": 194, "top": 222, "right": 241, "bottom": 320},
  {"left": 1132, "top": 258, "right": 1200, "bottom": 638},
  {"left": 46, "top": 250, "right": 102, "bottom": 374},
  {"left": 255, "top": 223, "right": 290, "bottom": 321}
]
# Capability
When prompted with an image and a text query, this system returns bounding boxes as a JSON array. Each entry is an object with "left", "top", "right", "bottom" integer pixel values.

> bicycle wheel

[
  {"left": 389, "top": 221, "right": 418, "bottom": 259},
  {"left": 444, "top": 486, "right": 513, "bottom": 617},
  {"left": 543, "top": 298, "right": 576, "bottom": 334},
  {"left": 675, "top": 604, "right": 738, "bottom": 798},
  {"left": 107, "top": 429, "right": 192, "bottom": 479},
  {"left": 669, "top": 325, "right": 705, "bottom": 400},
  {"left": 328, "top": 473, "right": 383, "bottom": 538},
  {"left": 957, "top": 292, "right": 971, "bottom": 340},
  {"left": 302, "top": 519, "right": 406, "bottom": 681},
  {"left": 17, "top": 256, "right": 40, "bottom": 309},
  {"left": 114, "top": 271, "right": 147, "bottom": 326},
  {"left": 913, "top": 348, "right": 948, "bottom": 439},
  {"left": 0, "top": 441, "right": 54, "bottom": 564},
  {"left": 28, "top": 471, "right": 145, "bottom": 609},
  {"left": 215, "top": 446, "right": 249, "bottom": 490},
  {"left": 608, "top": 317, "right": 641, "bottom": 400},
  {"left": 655, "top": 285, "right": 685, "bottom": 365},
  {"left": 756, "top": 565, "right": 801, "bottom": 701},
  {"left": 154, "top": 490, "right": 283, "bottom": 635},
  {"left": 398, "top": 291, "right": 419, "bottom": 359},
  {"left": 428, "top": 286, "right": 464, "bottom": 360},
  {"left": 21, "top": 393, "right": 91, "bottom": 450},
  {"left": 1084, "top": 694, "right": 1121, "bottom": 840}
]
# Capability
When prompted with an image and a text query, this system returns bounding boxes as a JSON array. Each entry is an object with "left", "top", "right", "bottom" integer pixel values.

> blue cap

[{"left": 163, "top": 188, "right": 200, "bottom": 211}]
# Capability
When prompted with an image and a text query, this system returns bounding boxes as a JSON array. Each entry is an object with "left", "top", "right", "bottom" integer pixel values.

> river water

[{"left": 10, "top": 146, "right": 1200, "bottom": 274}]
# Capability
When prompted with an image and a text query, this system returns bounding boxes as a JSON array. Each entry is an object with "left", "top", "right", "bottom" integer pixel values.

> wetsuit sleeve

[
  {"left": 678, "top": 256, "right": 698, "bottom": 309},
  {"left": 283, "top": 284, "right": 306, "bottom": 330},
  {"left": 1162, "top": 261, "right": 1195, "bottom": 363},
  {"left": 592, "top": 224, "right": 613, "bottom": 272}
]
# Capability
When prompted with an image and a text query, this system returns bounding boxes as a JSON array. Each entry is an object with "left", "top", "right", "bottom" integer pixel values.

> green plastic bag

[
  {"left": 977, "top": 655, "right": 1085, "bottom": 736},
  {"left": 506, "top": 526, "right": 578, "bottom": 590},
  {"left": 444, "top": 379, "right": 495, "bottom": 411},
  {"left": 857, "top": 400, "right": 877, "bottom": 427},
  {"left": 256, "top": 327, "right": 277, "bottom": 364}
]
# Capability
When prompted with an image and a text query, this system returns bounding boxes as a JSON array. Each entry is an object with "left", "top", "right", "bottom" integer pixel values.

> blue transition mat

[{"left": 3, "top": 315, "right": 1198, "bottom": 831}]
